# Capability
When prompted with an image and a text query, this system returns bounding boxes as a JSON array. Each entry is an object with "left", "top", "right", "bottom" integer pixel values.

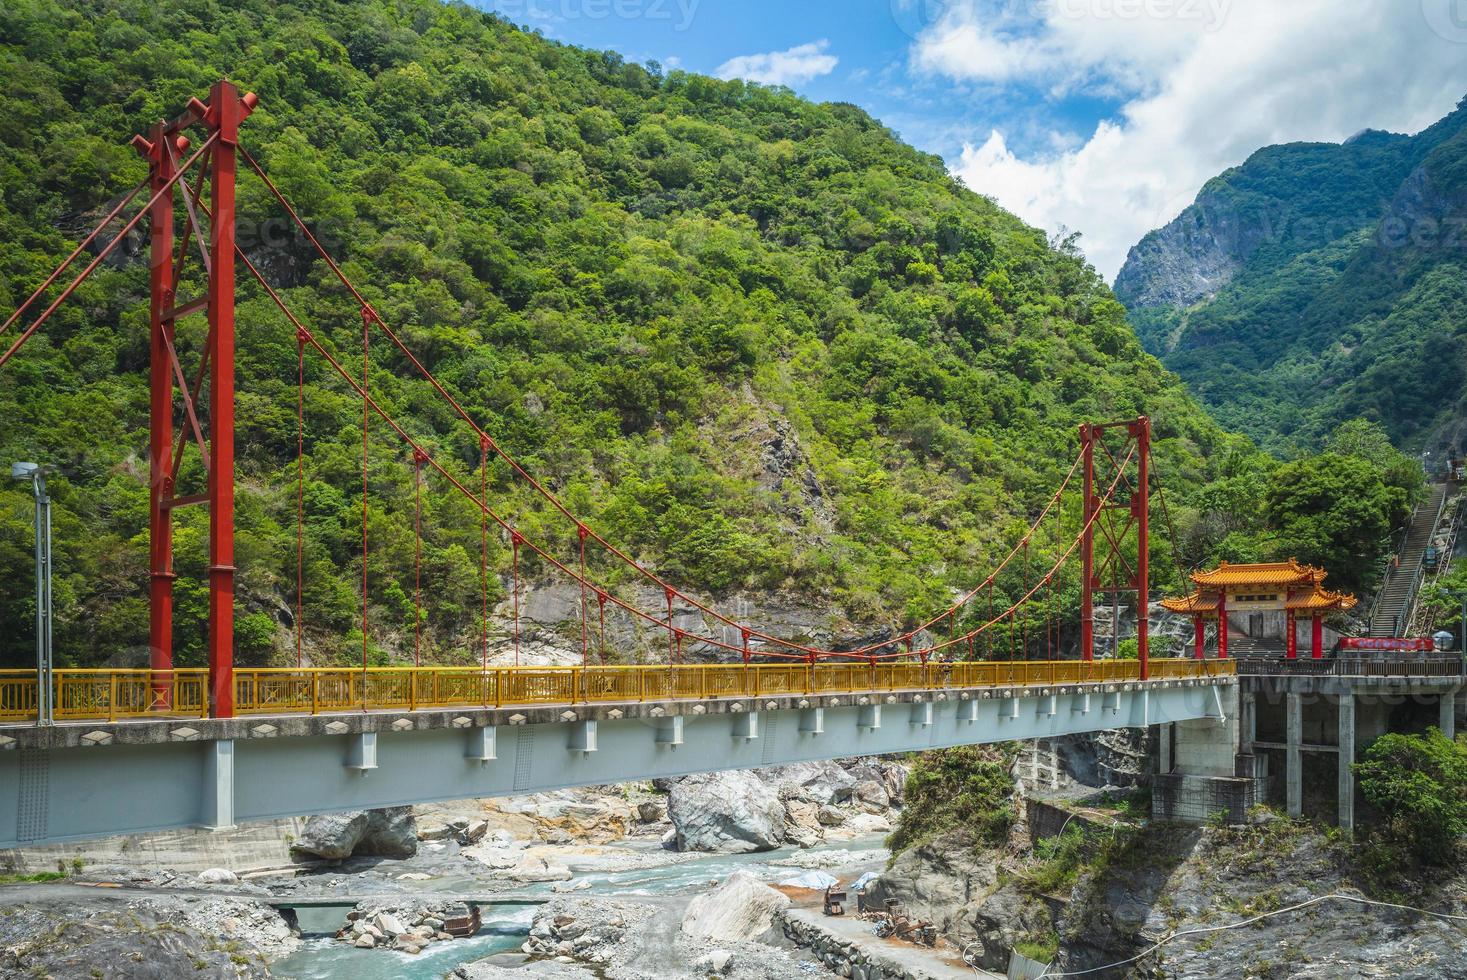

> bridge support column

[
  {"left": 799, "top": 708, "right": 824, "bottom": 734},
  {"left": 1240, "top": 692, "right": 1255, "bottom": 754},
  {"left": 1338, "top": 692, "right": 1355, "bottom": 836},
  {"left": 1158, "top": 723, "right": 1173, "bottom": 775},
  {"left": 856, "top": 704, "right": 880, "bottom": 730},
  {"left": 202, "top": 739, "right": 235, "bottom": 830},
  {"left": 1286, "top": 693, "right": 1302, "bottom": 818},
  {"left": 206, "top": 80, "right": 248, "bottom": 719},
  {"left": 1440, "top": 689, "right": 1457, "bottom": 740}
]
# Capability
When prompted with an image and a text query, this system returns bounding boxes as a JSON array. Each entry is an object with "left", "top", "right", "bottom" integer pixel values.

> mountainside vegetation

[
  {"left": 1117, "top": 99, "right": 1467, "bottom": 456},
  {"left": 0, "top": 0, "right": 1393, "bottom": 671}
]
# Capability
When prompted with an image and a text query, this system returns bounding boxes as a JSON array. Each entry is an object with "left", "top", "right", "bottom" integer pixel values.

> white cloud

[
  {"left": 918, "top": 1, "right": 1467, "bottom": 280},
  {"left": 716, "top": 40, "right": 839, "bottom": 87}
]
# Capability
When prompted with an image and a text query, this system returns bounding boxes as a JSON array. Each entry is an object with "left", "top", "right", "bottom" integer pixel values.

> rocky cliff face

[
  {"left": 1113, "top": 99, "right": 1467, "bottom": 451},
  {"left": 1112, "top": 190, "right": 1259, "bottom": 314}
]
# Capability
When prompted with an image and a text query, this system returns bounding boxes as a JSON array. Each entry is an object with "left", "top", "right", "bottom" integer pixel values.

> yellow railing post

[{"left": 107, "top": 673, "right": 117, "bottom": 723}]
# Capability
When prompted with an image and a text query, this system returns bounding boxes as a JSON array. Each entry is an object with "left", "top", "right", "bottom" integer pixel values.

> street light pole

[{"left": 12, "top": 462, "right": 52, "bottom": 725}]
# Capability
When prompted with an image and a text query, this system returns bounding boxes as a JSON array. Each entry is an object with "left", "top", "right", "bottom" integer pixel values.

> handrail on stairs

[{"left": 1400, "top": 482, "right": 1451, "bottom": 636}]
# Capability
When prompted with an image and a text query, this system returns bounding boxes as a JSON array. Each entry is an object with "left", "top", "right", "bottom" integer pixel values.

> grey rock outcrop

[
  {"left": 669, "top": 770, "right": 786, "bottom": 853},
  {"left": 864, "top": 829, "right": 1005, "bottom": 959},
  {"left": 291, "top": 806, "right": 417, "bottom": 860},
  {"left": 773, "top": 760, "right": 858, "bottom": 805},
  {"left": 0, "top": 899, "right": 290, "bottom": 978}
]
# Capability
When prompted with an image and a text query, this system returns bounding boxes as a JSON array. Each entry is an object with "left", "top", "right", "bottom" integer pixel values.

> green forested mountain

[
  {"left": 1116, "top": 99, "right": 1467, "bottom": 456},
  {"left": 0, "top": 0, "right": 1252, "bottom": 669}
]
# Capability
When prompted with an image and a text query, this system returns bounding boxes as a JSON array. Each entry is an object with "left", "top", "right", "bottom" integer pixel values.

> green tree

[
  {"left": 1355, "top": 729, "right": 1467, "bottom": 867},
  {"left": 1264, "top": 453, "right": 1398, "bottom": 593},
  {"left": 1325, "top": 418, "right": 1424, "bottom": 520}
]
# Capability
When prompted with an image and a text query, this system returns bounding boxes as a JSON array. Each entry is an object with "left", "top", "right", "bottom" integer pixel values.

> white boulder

[{"left": 681, "top": 871, "right": 791, "bottom": 942}]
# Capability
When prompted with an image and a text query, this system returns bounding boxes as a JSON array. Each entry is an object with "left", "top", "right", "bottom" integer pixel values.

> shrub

[
  {"left": 1354, "top": 728, "right": 1467, "bottom": 867},
  {"left": 887, "top": 744, "right": 1016, "bottom": 855}
]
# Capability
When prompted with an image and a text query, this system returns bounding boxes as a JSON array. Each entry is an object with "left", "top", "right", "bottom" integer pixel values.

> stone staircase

[
  {"left": 1224, "top": 631, "right": 1284, "bottom": 657},
  {"left": 1369, "top": 482, "right": 1449, "bottom": 637}
]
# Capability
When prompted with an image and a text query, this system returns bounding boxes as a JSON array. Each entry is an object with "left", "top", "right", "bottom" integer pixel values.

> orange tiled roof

[
  {"left": 1191, "top": 559, "right": 1324, "bottom": 588},
  {"left": 1285, "top": 589, "right": 1358, "bottom": 612},
  {"left": 1159, "top": 592, "right": 1219, "bottom": 614}
]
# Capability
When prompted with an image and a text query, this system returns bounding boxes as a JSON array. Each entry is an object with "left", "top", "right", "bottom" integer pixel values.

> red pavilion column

[
  {"left": 1285, "top": 609, "right": 1297, "bottom": 660},
  {"left": 1311, "top": 615, "right": 1324, "bottom": 659},
  {"left": 1216, "top": 591, "right": 1229, "bottom": 659},
  {"left": 1194, "top": 616, "right": 1205, "bottom": 660}
]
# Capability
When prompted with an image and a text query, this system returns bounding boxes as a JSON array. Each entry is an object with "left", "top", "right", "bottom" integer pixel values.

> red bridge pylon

[
  {"left": 1079, "top": 417, "right": 1151, "bottom": 679},
  {"left": 132, "top": 81, "right": 258, "bottom": 717}
]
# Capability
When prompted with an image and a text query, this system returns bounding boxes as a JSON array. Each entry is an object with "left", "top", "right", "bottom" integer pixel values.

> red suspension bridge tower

[
  {"left": 133, "top": 81, "right": 258, "bottom": 717},
  {"left": 1079, "top": 417, "right": 1151, "bottom": 679}
]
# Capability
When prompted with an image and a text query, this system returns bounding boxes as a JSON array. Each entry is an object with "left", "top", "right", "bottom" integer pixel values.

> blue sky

[
  {"left": 472, "top": 1, "right": 1113, "bottom": 167},
  {"left": 472, "top": 1, "right": 1467, "bottom": 281}
]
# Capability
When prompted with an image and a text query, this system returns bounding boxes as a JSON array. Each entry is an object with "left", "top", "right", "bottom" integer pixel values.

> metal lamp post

[{"left": 12, "top": 462, "right": 52, "bottom": 725}]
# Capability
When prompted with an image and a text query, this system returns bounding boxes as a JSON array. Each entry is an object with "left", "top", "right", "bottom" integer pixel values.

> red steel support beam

[
  {"left": 1079, "top": 423, "right": 1095, "bottom": 661},
  {"left": 1134, "top": 416, "right": 1150, "bottom": 681},
  {"left": 143, "top": 122, "right": 176, "bottom": 709},
  {"left": 205, "top": 81, "right": 254, "bottom": 718}
]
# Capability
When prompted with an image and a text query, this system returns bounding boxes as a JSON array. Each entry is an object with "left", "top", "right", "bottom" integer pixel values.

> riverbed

[{"left": 269, "top": 836, "right": 887, "bottom": 978}]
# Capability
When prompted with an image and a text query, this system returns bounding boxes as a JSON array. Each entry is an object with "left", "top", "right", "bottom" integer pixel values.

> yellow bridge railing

[{"left": 0, "top": 658, "right": 1232, "bottom": 724}]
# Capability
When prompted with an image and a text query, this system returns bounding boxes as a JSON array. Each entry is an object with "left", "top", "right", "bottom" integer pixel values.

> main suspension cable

[{"left": 0, "top": 133, "right": 219, "bottom": 368}]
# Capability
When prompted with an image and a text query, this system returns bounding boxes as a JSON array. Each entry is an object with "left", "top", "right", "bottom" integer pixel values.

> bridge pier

[
  {"left": 1239, "top": 691, "right": 1256, "bottom": 753},
  {"left": 1285, "top": 692, "right": 1302, "bottom": 818},
  {"left": 1440, "top": 688, "right": 1457, "bottom": 739},
  {"left": 1338, "top": 692, "right": 1355, "bottom": 835},
  {"left": 1150, "top": 685, "right": 1261, "bottom": 823},
  {"left": 203, "top": 738, "right": 235, "bottom": 831}
]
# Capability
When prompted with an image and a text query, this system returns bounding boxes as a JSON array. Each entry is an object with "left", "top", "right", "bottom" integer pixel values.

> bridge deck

[
  {"left": 0, "top": 659, "right": 1230, "bottom": 726},
  {"left": 0, "top": 662, "right": 1234, "bottom": 847}
]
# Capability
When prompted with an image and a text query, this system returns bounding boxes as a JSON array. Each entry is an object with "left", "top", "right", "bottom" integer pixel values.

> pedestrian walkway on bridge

[{"left": 0, "top": 659, "right": 1227, "bottom": 726}]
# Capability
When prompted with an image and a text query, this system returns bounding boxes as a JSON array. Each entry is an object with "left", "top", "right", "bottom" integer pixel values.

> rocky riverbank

[
  {"left": 864, "top": 738, "right": 1467, "bottom": 979},
  {"left": 0, "top": 756, "right": 904, "bottom": 979}
]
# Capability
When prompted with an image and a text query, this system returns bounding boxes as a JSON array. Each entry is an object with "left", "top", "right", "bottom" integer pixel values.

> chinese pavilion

[{"left": 1160, "top": 559, "right": 1357, "bottom": 659}]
